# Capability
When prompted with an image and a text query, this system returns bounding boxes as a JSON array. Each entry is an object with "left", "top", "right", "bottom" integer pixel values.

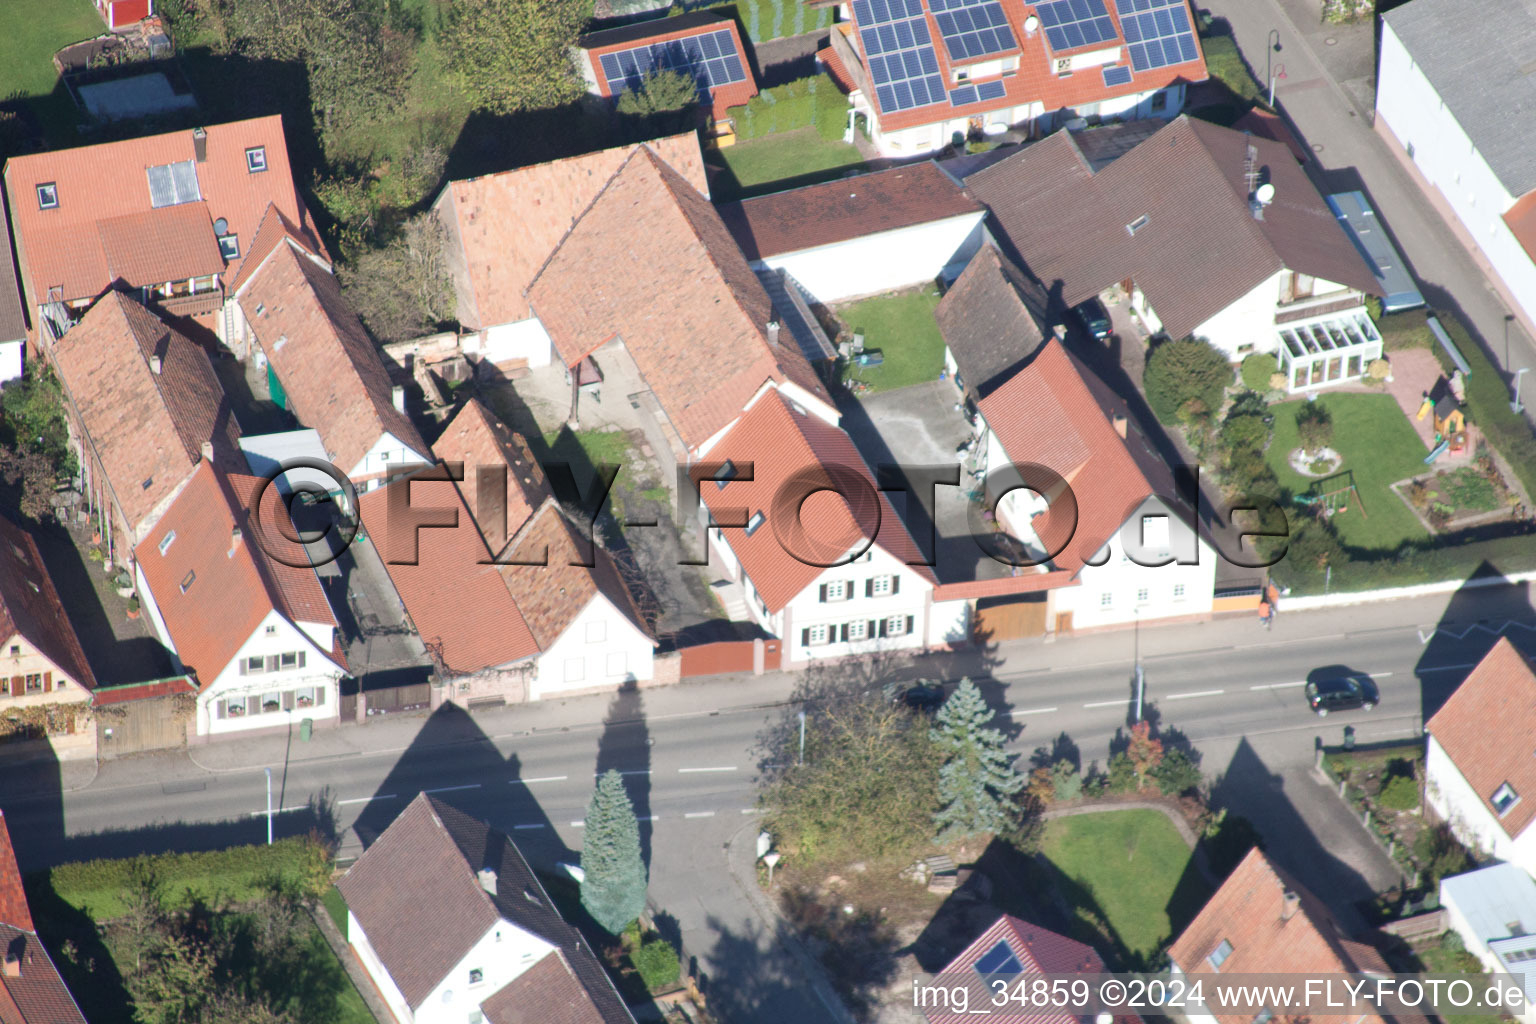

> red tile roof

[
  {"left": 52, "top": 290, "right": 242, "bottom": 535},
  {"left": 1169, "top": 848, "right": 1391, "bottom": 1024},
  {"left": 934, "top": 243, "right": 1049, "bottom": 399},
  {"left": 358, "top": 473, "right": 539, "bottom": 675},
  {"left": 579, "top": 13, "right": 758, "bottom": 120},
  {"left": 2, "top": 115, "right": 322, "bottom": 307},
  {"left": 528, "top": 148, "right": 831, "bottom": 451},
  {"left": 133, "top": 461, "right": 343, "bottom": 689},
  {"left": 0, "top": 814, "right": 32, "bottom": 933},
  {"left": 90, "top": 676, "right": 197, "bottom": 705},
  {"left": 238, "top": 240, "right": 430, "bottom": 475},
  {"left": 844, "top": 0, "right": 1207, "bottom": 134},
  {"left": 434, "top": 134, "right": 707, "bottom": 330},
  {"left": 1426, "top": 638, "right": 1536, "bottom": 838},
  {"left": 716, "top": 160, "right": 982, "bottom": 260},
  {"left": 0, "top": 517, "right": 96, "bottom": 691},
  {"left": 431, "top": 398, "right": 549, "bottom": 554},
  {"left": 0, "top": 922, "right": 88, "bottom": 1024},
  {"left": 966, "top": 117, "right": 1381, "bottom": 338},
  {"left": 227, "top": 202, "right": 320, "bottom": 295},
  {"left": 701, "top": 391, "right": 936, "bottom": 612},
  {"left": 818, "top": 45, "right": 858, "bottom": 94},
  {"left": 978, "top": 339, "right": 1180, "bottom": 575},
  {"left": 480, "top": 950, "right": 612, "bottom": 1024}
]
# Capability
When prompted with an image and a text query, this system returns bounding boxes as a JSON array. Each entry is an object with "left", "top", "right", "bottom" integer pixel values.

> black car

[
  {"left": 1304, "top": 675, "right": 1378, "bottom": 716},
  {"left": 1074, "top": 298, "right": 1112, "bottom": 340},
  {"left": 888, "top": 681, "right": 946, "bottom": 713}
]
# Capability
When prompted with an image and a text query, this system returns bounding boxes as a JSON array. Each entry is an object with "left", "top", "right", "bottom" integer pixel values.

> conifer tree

[
  {"left": 580, "top": 770, "right": 648, "bottom": 934},
  {"left": 931, "top": 678, "right": 1025, "bottom": 842}
]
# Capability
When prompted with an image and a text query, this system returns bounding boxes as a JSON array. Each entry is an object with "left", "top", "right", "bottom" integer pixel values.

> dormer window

[
  {"left": 1493, "top": 782, "right": 1520, "bottom": 817},
  {"left": 218, "top": 234, "right": 240, "bottom": 261},
  {"left": 246, "top": 146, "right": 268, "bottom": 173},
  {"left": 35, "top": 183, "right": 58, "bottom": 210},
  {"left": 1207, "top": 938, "right": 1234, "bottom": 970},
  {"left": 468, "top": 968, "right": 484, "bottom": 986}
]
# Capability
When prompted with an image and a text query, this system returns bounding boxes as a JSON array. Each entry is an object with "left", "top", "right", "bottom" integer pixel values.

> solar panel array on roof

[
  {"left": 931, "top": 0, "right": 1019, "bottom": 62},
  {"left": 596, "top": 29, "right": 746, "bottom": 95},
  {"left": 1037, "top": 0, "right": 1119, "bottom": 50},
  {"left": 853, "top": 0, "right": 948, "bottom": 112},
  {"left": 1101, "top": 64, "right": 1133, "bottom": 86},
  {"left": 974, "top": 940, "right": 1026, "bottom": 977},
  {"left": 1116, "top": 0, "right": 1199, "bottom": 70},
  {"left": 977, "top": 79, "right": 1007, "bottom": 100},
  {"left": 146, "top": 160, "right": 202, "bottom": 209}
]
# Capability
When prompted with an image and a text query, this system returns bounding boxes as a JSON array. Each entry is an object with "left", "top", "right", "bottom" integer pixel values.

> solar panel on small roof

[
  {"left": 1102, "top": 64, "right": 1133, "bottom": 86},
  {"left": 1116, "top": 0, "right": 1198, "bottom": 70},
  {"left": 1037, "top": 0, "right": 1119, "bottom": 50},
  {"left": 596, "top": 28, "right": 747, "bottom": 95},
  {"left": 976, "top": 79, "right": 1007, "bottom": 100}
]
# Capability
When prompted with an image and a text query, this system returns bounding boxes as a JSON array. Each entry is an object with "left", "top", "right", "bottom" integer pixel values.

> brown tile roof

[
  {"left": 338, "top": 794, "right": 634, "bottom": 1023},
  {"left": 978, "top": 339, "right": 1181, "bottom": 575},
  {"left": 0, "top": 517, "right": 96, "bottom": 691},
  {"left": 817, "top": 44, "right": 857, "bottom": 94},
  {"left": 228, "top": 202, "right": 320, "bottom": 294},
  {"left": 97, "top": 204, "right": 225, "bottom": 288},
  {"left": 89, "top": 676, "right": 196, "bottom": 705},
  {"left": 934, "top": 243, "right": 1048, "bottom": 400},
  {"left": 717, "top": 161, "right": 982, "bottom": 260},
  {"left": 1169, "top": 848, "right": 1391, "bottom": 1024},
  {"left": 480, "top": 950, "right": 610, "bottom": 1024},
  {"left": 239, "top": 240, "right": 429, "bottom": 474},
  {"left": 133, "top": 461, "right": 343, "bottom": 689},
  {"left": 0, "top": 814, "right": 32, "bottom": 933},
  {"left": 53, "top": 290, "right": 242, "bottom": 534},
  {"left": 965, "top": 116, "right": 1381, "bottom": 339},
  {"left": 700, "top": 391, "right": 936, "bottom": 612},
  {"left": 529, "top": 148, "right": 831, "bottom": 451},
  {"left": 358, "top": 474, "right": 539, "bottom": 675},
  {"left": 0, "top": 924, "right": 87, "bottom": 1024},
  {"left": 431, "top": 398, "right": 549, "bottom": 554},
  {"left": 434, "top": 134, "right": 707, "bottom": 329},
  {"left": 1426, "top": 638, "right": 1536, "bottom": 838},
  {"left": 2, "top": 115, "right": 322, "bottom": 307},
  {"left": 497, "top": 500, "right": 652, "bottom": 651}
]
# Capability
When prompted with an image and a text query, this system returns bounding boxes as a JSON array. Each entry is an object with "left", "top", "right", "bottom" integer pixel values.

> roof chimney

[
  {"left": 193, "top": 127, "right": 207, "bottom": 163},
  {"left": 200, "top": 440, "right": 213, "bottom": 462},
  {"left": 1112, "top": 414, "right": 1128, "bottom": 439},
  {"left": 149, "top": 355, "right": 162, "bottom": 374},
  {"left": 477, "top": 867, "right": 497, "bottom": 895},
  {"left": 392, "top": 385, "right": 405, "bottom": 414},
  {"left": 767, "top": 321, "right": 780, "bottom": 346},
  {"left": 1281, "top": 890, "right": 1300, "bottom": 921}
]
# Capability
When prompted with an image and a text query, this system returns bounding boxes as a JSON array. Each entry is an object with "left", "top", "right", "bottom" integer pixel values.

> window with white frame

[
  {"left": 804, "top": 623, "right": 831, "bottom": 646},
  {"left": 1207, "top": 939, "right": 1233, "bottom": 971},
  {"left": 246, "top": 146, "right": 268, "bottom": 173},
  {"left": 1493, "top": 782, "right": 1520, "bottom": 817},
  {"left": 468, "top": 968, "right": 484, "bottom": 986},
  {"left": 869, "top": 575, "right": 895, "bottom": 597},
  {"left": 846, "top": 620, "right": 870, "bottom": 642},
  {"left": 745, "top": 511, "right": 765, "bottom": 536},
  {"left": 36, "top": 183, "right": 58, "bottom": 210},
  {"left": 1173, "top": 583, "right": 1185, "bottom": 599},
  {"left": 822, "top": 580, "right": 848, "bottom": 602},
  {"left": 158, "top": 530, "right": 176, "bottom": 554},
  {"left": 1100, "top": 593, "right": 1112, "bottom": 607},
  {"left": 884, "top": 614, "right": 911, "bottom": 637},
  {"left": 1136, "top": 588, "right": 1149, "bottom": 603}
]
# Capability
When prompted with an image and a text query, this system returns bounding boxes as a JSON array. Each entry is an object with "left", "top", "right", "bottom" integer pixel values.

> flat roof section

[{"left": 1326, "top": 191, "right": 1424, "bottom": 313}]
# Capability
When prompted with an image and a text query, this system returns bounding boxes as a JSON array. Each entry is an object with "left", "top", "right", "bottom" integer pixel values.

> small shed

[
  {"left": 96, "top": 0, "right": 153, "bottom": 31},
  {"left": 578, "top": 11, "right": 757, "bottom": 121}
]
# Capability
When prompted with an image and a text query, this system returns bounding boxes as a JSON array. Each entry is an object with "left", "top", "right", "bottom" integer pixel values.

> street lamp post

[
  {"left": 1513, "top": 367, "right": 1530, "bottom": 415},
  {"left": 1266, "top": 29, "right": 1281, "bottom": 88},
  {"left": 264, "top": 767, "right": 274, "bottom": 846},
  {"left": 797, "top": 710, "right": 806, "bottom": 765}
]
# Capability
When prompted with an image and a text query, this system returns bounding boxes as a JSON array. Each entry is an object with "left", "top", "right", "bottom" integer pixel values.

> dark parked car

[
  {"left": 1304, "top": 673, "right": 1378, "bottom": 716},
  {"left": 888, "top": 681, "right": 946, "bottom": 713},
  {"left": 1074, "top": 298, "right": 1112, "bottom": 339}
]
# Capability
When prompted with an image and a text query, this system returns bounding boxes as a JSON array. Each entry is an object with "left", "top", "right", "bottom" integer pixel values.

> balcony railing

[{"left": 1275, "top": 293, "right": 1364, "bottom": 325}]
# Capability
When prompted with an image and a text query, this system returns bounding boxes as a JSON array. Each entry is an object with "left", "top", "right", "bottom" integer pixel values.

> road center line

[
  {"left": 1082, "top": 698, "right": 1129, "bottom": 709},
  {"left": 1165, "top": 689, "right": 1225, "bottom": 701},
  {"left": 678, "top": 766, "right": 736, "bottom": 774},
  {"left": 247, "top": 806, "right": 307, "bottom": 817},
  {"left": 684, "top": 811, "right": 715, "bottom": 819},
  {"left": 571, "top": 821, "right": 585, "bottom": 828},
  {"left": 337, "top": 794, "right": 395, "bottom": 806},
  {"left": 514, "top": 776, "right": 568, "bottom": 784},
  {"left": 424, "top": 784, "right": 481, "bottom": 794},
  {"left": 1009, "top": 706, "right": 1058, "bottom": 717},
  {"left": 740, "top": 808, "right": 759, "bottom": 815},
  {"left": 1250, "top": 681, "right": 1306, "bottom": 690}
]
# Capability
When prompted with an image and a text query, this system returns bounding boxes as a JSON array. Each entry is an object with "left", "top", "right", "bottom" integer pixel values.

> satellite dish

[
  {"left": 1023, "top": 14, "right": 1040, "bottom": 31},
  {"left": 1255, "top": 183, "right": 1275, "bottom": 204},
  {"left": 212, "top": 217, "right": 229, "bottom": 235}
]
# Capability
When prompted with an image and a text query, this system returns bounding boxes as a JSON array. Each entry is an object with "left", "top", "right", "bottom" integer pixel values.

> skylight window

[
  {"left": 35, "top": 183, "right": 58, "bottom": 210},
  {"left": 246, "top": 146, "right": 268, "bottom": 173},
  {"left": 1207, "top": 938, "right": 1234, "bottom": 971},
  {"left": 1126, "top": 214, "right": 1149, "bottom": 237},
  {"left": 147, "top": 160, "right": 202, "bottom": 209},
  {"left": 714, "top": 459, "right": 737, "bottom": 490},
  {"left": 159, "top": 530, "right": 176, "bottom": 555},
  {"left": 745, "top": 511, "right": 765, "bottom": 536},
  {"left": 1493, "top": 782, "right": 1520, "bottom": 817},
  {"left": 973, "top": 940, "right": 1024, "bottom": 978},
  {"left": 218, "top": 234, "right": 240, "bottom": 261},
  {"left": 180, "top": 570, "right": 196, "bottom": 594}
]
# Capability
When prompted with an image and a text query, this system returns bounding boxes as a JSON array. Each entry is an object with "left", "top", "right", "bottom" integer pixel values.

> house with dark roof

[
  {"left": 529, "top": 147, "right": 838, "bottom": 474},
  {"left": 338, "top": 793, "right": 636, "bottom": 1024},
  {"left": 966, "top": 116, "right": 1384, "bottom": 391},
  {"left": 1169, "top": 848, "right": 1396, "bottom": 1024},
  {"left": 699, "top": 390, "right": 970, "bottom": 665},
  {"left": 1, "top": 116, "right": 322, "bottom": 352},
  {"left": 577, "top": 12, "right": 759, "bottom": 122},
  {"left": 1377, "top": 0, "right": 1536, "bottom": 344},
  {"left": 0, "top": 516, "right": 97, "bottom": 761},
  {"left": 429, "top": 134, "right": 706, "bottom": 369},
  {"left": 1424, "top": 639, "right": 1536, "bottom": 875},
  {"left": 715, "top": 160, "right": 987, "bottom": 303},
  {"left": 134, "top": 460, "right": 348, "bottom": 737},
  {"left": 234, "top": 233, "right": 431, "bottom": 492},
  {"left": 975, "top": 338, "right": 1213, "bottom": 631},
  {"left": 829, "top": 0, "right": 1208, "bottom": 157},
  {"left": 50, "top": 289, "right": 243, "bottom": 569},
  {"left": 0, "top": 810, "right": 88, "bottom": 1023},
  {"left": 935, "top": 243, "right": 1050, "bottom": 401}
]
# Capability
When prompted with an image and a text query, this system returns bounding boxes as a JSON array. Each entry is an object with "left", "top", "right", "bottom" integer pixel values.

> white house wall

[
  {"left": 0, "top": 341, "right": 22, "bottom": 384},
  {"left": 350, "top": 431, "right": 432, "bottom": 490},
  {"left": 783, "top": 546, "right": 931, "bottom": 664},
  {"left": 755, "top": 213, "right": 987, "bottom": 304},
  {"left": 348, "top": 913, "right": 415, "bottom": 1024},
  {"left": 477, "top": 317, "right": 555, "bottom": 369},
  {"left": 1188, "top": 271, "right": 1288, "bottom": 359},
  {"left": 1425, "top": 735, "right": 1536, "bottom": 876},
  {"left": 928, "top": 597, "right": 971, "bottom": 646},
  {"left": 1439, "top": 896, "right": 1536, "bottom": 1024},
  {"left": 1376, "top": 21, "right": 1536, "bottom": 332},
  {"left": 197, "top": 609, "right": 343, "bottom": 736},
  {"left": 412, "top": 920, "right": 555, "bottom": 1024},
  {"left": 530, "top": 596, "right": 655, "bottom": 700}
]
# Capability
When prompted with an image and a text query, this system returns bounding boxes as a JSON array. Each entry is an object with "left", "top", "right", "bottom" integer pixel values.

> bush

[
  {"left": 728, "top": 74, "right": 849, "bottom": 142},
  {"left": 633, "top": 936, "right": 681, "bottom": 991},
  {"left": 1376, "top": 773, "right": 1419, "bottom": 811},
  {"left": 1414, "top": 823, "right": 1474, "bottom": 887},
  {"left": 1144, "top": 338, "right": 1233, "bottom": 424},
  {"left": 1220, "top": 413, "right": 1269, "bottom": 455},
  {"left": 1152, "top": 748, "right": 1203, "bottom": 796},
  {"left": 1296, "top": 401, "right": 1334, "bottom": 455},
  {"left": 1104, "top": 752, "right": 1138, "bottom": 795},
  {"left": 1241, "top": 353, "right": 1279, "bottom": 391},
  {"left": 1050, "top": 760, "right": 1082, "bottom": 803}
]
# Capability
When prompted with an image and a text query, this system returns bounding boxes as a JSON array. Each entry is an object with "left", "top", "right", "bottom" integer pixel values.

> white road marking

[
  {"left": 678, "top": 766, "right": 736, "bottom": 774},
  {"left": 1373, "top": 672, "right": 1394, "bottom": 678},
  {"left": 638, "top": 815, "right": 660, "bottom": 822},
  {"left": 512, "top": 823, "right": 545, "bottom": 830},
  {"left": 1250, "top": 681, "right": 1307, "bottom": 690},
  {"left": 424, "top": 783, "right": 480, "bottom": 794},
  {"left": 1009, "top": 706, "right": 1058, "bottom": 717},
  {"left": 1082, "top": 698, "right": 1129, "bottom": 709},
  {"left": 1418, "top": 663, "right": 1477, "bottom": 673},
  {"left": 740, "top": 808, "right": 760, "bottom": 815},
  {"left": 1165, "top": 689, "right": 1225, "bottom": 701},
  {"left": 571, "top": 821, "right": 585, "bottom": 828},
  {"left": 247, "top": 806, "right": 307, "bottom": 817},
  {"left": 515, "top": 776, "right": 567, "bottom": 784},
  {"left": 684, "top": 811, "right": 715, "bottom": 819},
  {"left": 337, "top": 795, "right": 395, "bottom": 806}
]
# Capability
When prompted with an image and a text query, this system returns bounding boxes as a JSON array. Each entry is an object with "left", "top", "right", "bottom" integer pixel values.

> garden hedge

[{"left": 728, "top": 75, "right": 849, "bottom": 142}]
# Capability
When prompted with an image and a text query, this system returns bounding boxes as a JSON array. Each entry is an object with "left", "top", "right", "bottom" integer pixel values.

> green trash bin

[{"left": 300, "top": 718, "right": 313, "bottom": 742}]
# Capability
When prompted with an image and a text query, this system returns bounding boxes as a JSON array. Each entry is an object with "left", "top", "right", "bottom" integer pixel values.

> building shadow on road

[
  {"left": 1414, "top": 563, "right": 1534, "bottom": 723},
  {"left": 595, "top": 682, "right": 653, "bottom": 872}
]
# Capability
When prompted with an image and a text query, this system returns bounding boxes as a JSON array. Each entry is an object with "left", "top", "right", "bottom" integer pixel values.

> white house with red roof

[
  {"left": 134, "top": 460, "right": 349, "bottom": 737},
  {"left": 976, "top": 339, "right": 1214, "bottom": 632},
  {"left": 1425, "top": 639, "right": 1536, "bottom": 877},
  {"left": 700, "top": 390, "right": 969, "bottom": 665},
  {"left": 829, "top": 0, "right": 1207, "bottom": 157}
]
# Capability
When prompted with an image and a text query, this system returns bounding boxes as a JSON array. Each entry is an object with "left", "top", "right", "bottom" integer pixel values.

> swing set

[{"left": 1292, "top": 469, "right": 1367, "bottom": 519}]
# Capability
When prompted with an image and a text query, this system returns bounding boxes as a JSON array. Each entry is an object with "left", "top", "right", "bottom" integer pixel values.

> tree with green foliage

[
  {"left": 1152, "top": 747, "right": 1202, "bottom": 795},
  {"left": 633, "top": 935, "right": 681, "bottom": 991},
  {"left": 340, "top": 213, "right": 456, "bottom": 343},
  {"left": 443, "top": 0, "right": 594, "bottom": 115},
  {"left": 580, "top": 770, "right": 647, "bottom": 935},
  {"left": 1240, "top": 352, "right": 1279, "bottom": 391},
  {"left": 930, "top": 679, "right": 1025, "bottom": 843},
  {"left": 1, "top": 364, "right": 73, "bottom": 473},
  {"left": 126, "top": 932, "right": 215, "bottom": 1024},
  {"left": 1296, "top": 402, "right": 1334, "bottom": 455},
  {"left": 1143, "top": 338, "right": 1234, "bottom": 423},
  {"left": 617, "top": 68, "right": 699, "bottom": 119}
]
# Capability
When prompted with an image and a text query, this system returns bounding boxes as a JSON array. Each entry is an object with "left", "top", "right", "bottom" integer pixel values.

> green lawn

[
  {"left": 1038, "top": 810, "right": 1210, "bottom": 967},
  {"left": 0, "top": 3, "right": 102, "bottom": 98},
  {"left": 1265, "top": 393, "right": 1431, "bottom": 550},
  {"left": 323, "top": 885, "right": 349, "bottom": 939},
  {"left": 835, "top": 288, "right": 946, "bottom": 393},
  {"left": 710, "top": 127, "right": 867, "bottom": 200},
  {"left": 1414, "top": 940, "right": 1502, "bottom": 1024}
]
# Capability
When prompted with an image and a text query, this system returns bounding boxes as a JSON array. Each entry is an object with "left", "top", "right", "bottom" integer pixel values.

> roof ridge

[
  {"left": 1177, "top": 116, "right": 1285, "bottom": 265},
  {"left": 524, "top": 146, "right": 650, "bottom": 303}
]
